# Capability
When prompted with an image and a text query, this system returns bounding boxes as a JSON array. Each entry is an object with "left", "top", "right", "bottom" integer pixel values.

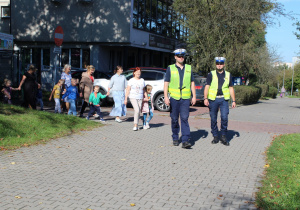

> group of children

[{"left": 1, "top": 78, "right": 155, "bottom": 129}]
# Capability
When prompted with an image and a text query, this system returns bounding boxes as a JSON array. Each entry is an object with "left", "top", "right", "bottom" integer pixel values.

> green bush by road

[
  {"left": 256, "top": 133, "right": 300, "bottom": 209},
  {"left": 233, "top": 85, "right": 261, "bottom": 104},
  {"left": 0, "top": 103, "right": 102, "bottom": 150}
]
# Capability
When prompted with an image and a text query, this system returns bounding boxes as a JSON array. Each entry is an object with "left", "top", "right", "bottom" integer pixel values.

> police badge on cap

[
  {"left": 173, "top": 48, "right": 187, "bottom": 56},
  {"left": 215, "top": 57, "right": 226, "bottom": 63}
]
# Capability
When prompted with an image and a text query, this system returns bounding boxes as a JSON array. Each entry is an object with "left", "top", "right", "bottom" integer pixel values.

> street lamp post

[{"left": 291, "top": 64, "right": 294, "bottom": 96}]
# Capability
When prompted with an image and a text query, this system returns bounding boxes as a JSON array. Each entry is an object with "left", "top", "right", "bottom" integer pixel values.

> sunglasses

[
  {"left": 177, "top": 55, "right": 185, "bottom": 58},
  {"left": 216, "top": 62, "right": 224, "bottom": 65}
]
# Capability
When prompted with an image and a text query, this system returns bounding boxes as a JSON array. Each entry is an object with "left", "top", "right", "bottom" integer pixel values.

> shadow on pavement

[
  {"left": 190, "top": 129, "right": 209, "bottom": 146},
  {"left": 227, "top": 130, "right": 240, "bottom": 142},
  {"left": 189, "top": 108, "right": 198, "bottom": 112}
]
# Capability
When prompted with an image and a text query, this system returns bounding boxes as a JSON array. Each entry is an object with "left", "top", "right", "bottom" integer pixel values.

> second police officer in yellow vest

[
  {"left": 164, "top": 48, "right": 196, "bottom": 149},
  {"left": 204, "top": 57, "right": 236, "bottom": 146}
]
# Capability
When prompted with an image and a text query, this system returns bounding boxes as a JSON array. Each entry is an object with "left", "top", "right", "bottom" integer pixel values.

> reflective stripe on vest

[
  {"left": 208, "top": 70, "right": 230, "bottom": 100},
  {"left": 168, "top": 64, "right": 191, "bottom": 100}
]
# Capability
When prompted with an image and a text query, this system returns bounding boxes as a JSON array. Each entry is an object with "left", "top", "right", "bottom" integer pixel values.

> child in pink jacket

[{"left": 141, "top": 85, "right": 154, "bottom": 129}]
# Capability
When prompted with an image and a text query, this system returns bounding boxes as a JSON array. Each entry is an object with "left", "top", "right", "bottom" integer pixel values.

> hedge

[
  {"left": 256, "top": 84, "right": 269, "bottom": 98},
  {"left": 267, "top": 87, "right": 277, "bottom": 99},
  {"left": 233, "top": 85, "right": 261, "bottom": 104}
]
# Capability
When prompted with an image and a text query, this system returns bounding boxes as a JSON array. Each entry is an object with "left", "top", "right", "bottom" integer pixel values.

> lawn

[
  {"left": 256, "top": 133, "right": 300, "bottom": 209},
  {"left": 0, "top": 103, "right": 102, "bottom": 150}
]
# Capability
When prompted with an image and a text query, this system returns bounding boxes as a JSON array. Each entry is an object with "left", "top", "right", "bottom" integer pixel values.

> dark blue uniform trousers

[
  {"left": 170, "top": 97, "right": 191, "bottom": 143},
  {"left": 209, "top": 97, "right": 229, "bottom": 137}
]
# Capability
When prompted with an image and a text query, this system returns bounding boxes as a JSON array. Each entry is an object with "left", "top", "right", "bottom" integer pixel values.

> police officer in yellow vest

[
  {"left": 164, "top": 48, "right": 196, "bottom": 149},
  {"left": 204, "top": 57, "right": 236, "bottom": 146}
]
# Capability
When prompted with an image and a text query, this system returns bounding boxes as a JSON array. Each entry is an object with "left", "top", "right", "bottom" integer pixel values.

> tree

[{"left": 173, "top": 0, "right": 284, "bottom": 81}]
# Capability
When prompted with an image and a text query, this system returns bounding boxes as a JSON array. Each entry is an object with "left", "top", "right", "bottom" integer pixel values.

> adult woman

[
  {"left": 108, "top": 65, "right": 127, "bottom": 122},
  {"left": 79, "top": 65, "right": 95, "bottom": 117},
  {"left": 124, "top": 67, "right": 145, "bottom": 131},
  {"left": 61, "top": 64, "right": 72, "bottom": 112},
  {"left": 18, "top": 64, "right": 40, "bottom": 109}
]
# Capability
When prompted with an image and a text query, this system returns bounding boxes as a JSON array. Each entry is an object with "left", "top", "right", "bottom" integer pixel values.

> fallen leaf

[
  {"left": 171, "top": 177, "right": 175, "bottom": 180},
  {"left": 270, "top": 184, "right": 273, "bottom": 188},
  {"left": 217, "top": 197, "right": 221, "bottom": 200},
  {"left": 160, "top": 146, "right": 164, "bottom": 147},
  {"left": 11, "top": 162, "right": 16, "bottom": 165},
  {"left": 56, "top": 146, "right": 61, "bottom": 148},
  {"left": 264, "top": 164, "right": 270, "bottom": 168},
  {"left": 219, "top": 195, "right": 223, "bottom": 197},
  {"left": 121, "top": 159, "right": 126, "bottom": 161},
  {"left": 270, "top": 196, "right": 274, "bottom": 199},
  {"left": 130, "top": 203, "right": 135, "bottom": 206},
  {"left": 0, "top": 138, "right": 3, "bottom": 141},
  {"left": 15, "top": 196, "right": 22, "bottom": 199}
]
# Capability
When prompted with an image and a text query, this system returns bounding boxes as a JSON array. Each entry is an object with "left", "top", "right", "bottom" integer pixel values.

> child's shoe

[
  {"left": 133, "top": 126, "right": 138, "bottom": 131},
  {"left": 86, "top": 116, "right": 89, "bottom": 120},
  {"left": 146, "top": 123, "right": 150, "bottom": 129},
  {"left": 99, "top": 118, "right": 105, "bottom": 122},
  {"left": 143, "top": 125, "right": 147, "bottom": 130}
]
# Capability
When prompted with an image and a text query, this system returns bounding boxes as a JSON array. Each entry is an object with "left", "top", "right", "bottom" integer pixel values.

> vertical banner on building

[{"left": 0, "top": 32, "right": 13, "bottom": 50}]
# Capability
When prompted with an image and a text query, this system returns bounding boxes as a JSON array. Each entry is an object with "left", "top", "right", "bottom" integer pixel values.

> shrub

[
  {"left": 256, "top": 84, "right": 269, "bottom": 98},
  {"left": 267, "top": 87, "right": 278, "bottom": 99},
  {"left": 233, "top": 85, "right": 261, "bottom": 104}
]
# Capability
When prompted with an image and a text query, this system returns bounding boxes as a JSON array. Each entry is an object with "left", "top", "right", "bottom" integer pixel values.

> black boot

[
  {"left": 211, "top": 136, "right": 219, "bottom": 144},
  {"left": 173, "top": 140, "right": 179, "bottom": 146},
  {"left": 182, "top": 141, "right": 192, "bottom": 149},
  {"left": 221, "top": 135, "right": 229, "bottom": 146}
]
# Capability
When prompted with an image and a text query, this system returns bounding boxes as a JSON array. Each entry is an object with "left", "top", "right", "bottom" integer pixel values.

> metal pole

[
  {"left": 283, "top": 67, "right": 285, "bottom": 87},
  {"left": 291, "top": 64, "right": 294, "bottom": 96}
]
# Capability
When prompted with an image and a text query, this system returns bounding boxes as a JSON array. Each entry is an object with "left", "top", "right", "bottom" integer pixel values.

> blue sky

[{"left": 265, "top": 0, "right": 300, "bottom": 63}]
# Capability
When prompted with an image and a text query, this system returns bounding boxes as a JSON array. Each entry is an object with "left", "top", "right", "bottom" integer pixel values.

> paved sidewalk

[{"left": 0, "top": 98, "right": 299, "bottom": 209}]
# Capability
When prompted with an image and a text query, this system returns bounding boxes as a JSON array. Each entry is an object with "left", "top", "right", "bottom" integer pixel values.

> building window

[
  {"left": 82, "top": 49, "right": 90, "bottom": 69},
  {"left": 133, "top": 0, "right": 185, "bottom": 40},
  {"left": 1, "top": 6, "right": 10, "bottom": 18},
  {"left": 61, "top": 49, "right": 70, "bottom": 67},
  {"left": 71, "top": 49, "right": 80, "bottom": 68}
]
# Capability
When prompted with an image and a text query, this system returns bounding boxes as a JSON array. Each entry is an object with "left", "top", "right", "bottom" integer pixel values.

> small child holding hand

[
  {"left": 1, "top": 79, "right": 18, "bottom": 104},
  {"left": 86, "top": 85, "right": 109, "bottom": 122},
  {"left": 62, "top": 78, "right": 79, "bottom": 116},
  {"left": 49, "top": 79, "right": 65, "bottom": 113},
  {"left": 141, "top": 84, "right": 154, "bottom": 129}
]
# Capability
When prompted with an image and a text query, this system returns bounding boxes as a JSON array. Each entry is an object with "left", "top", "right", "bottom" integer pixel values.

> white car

[{"left": 94, "top": 67, "right": 171, "bottom": 111}]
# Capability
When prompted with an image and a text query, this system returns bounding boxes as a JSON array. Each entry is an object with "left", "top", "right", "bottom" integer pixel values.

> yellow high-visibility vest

[
  {"left": 208, "top": 70, "right": 230, "bottom": 100},
  {"left": 168, "top": 64, "right": 191, "bottom": 100}
]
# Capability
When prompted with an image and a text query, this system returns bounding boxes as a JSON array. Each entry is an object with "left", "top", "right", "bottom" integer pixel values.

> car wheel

[
  {"left": 99, "top": 89, "right": 107, "bottom": 106},
  {"left": 154, "top": 93, "right": 170, "bottom": 112}
]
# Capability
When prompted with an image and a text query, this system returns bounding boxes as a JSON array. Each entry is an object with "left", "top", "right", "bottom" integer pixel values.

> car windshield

[
  {"left": 122, "top": 70, "right": 134, "bottom": 79},
  {"left": 194, "top": 77, "right": 206, "bottom": 85},
  {"left": 94, "top": 71, "right": 112, "bottom": 79}
]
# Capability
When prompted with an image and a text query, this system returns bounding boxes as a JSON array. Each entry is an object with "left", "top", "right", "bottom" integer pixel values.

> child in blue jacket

[
  {"left": 86, "top": 85, "right": 109, "bottom": 122},
  {"left": 62, "top": 78, "right": 79, "bottom": 116}
]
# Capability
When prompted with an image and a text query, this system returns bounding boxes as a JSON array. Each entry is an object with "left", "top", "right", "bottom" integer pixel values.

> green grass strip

[
  {"left": 0, "top": 103, "right": 102, "bottom": 150},
  {"left": 256, "top": 133, "right": 300, "bottom": 209}
]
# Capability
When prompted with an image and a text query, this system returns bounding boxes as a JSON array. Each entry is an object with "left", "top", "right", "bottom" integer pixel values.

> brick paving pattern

[{"left": 0, "top": 98, "right": 299, "bottom": 209}]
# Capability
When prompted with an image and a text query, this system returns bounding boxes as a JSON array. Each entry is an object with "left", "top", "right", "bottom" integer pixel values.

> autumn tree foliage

[{"left": 173, "top": 0, "right": 283, "bottom": 82}]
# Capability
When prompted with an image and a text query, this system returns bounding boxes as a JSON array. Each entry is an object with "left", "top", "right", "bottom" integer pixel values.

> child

[
  {"left": 49, "top": 79, "right": 65, "bottom": 113},
  {"left": 141, "top": 84, "right": 154, "bottom": 129},
  {"left": 36, "top": 85, "right": 44, "bottom": 111},
  {"left": 86, "top": 85, "right": 109, "bottom": 122},
  {"left": 62, "top": 78, "right": 79, "bottom": 116},
  {"left": 1, "top": 79, "right": 18, "bottom": 104}
]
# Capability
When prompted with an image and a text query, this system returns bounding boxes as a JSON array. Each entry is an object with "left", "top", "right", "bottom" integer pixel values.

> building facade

[{"left": 10, "top": 0, "right": 185, "bottom": 89}]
